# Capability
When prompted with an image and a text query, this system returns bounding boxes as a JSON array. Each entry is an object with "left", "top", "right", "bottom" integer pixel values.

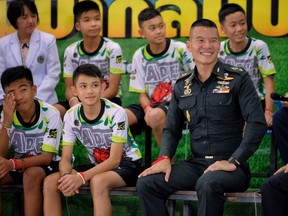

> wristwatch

[{"left": 228, "top": 157, "right": 240, "bottom": 167}]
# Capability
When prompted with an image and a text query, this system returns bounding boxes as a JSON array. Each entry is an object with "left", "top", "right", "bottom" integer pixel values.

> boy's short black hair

[
  {"left": 73, "top": 0, "right": 100, "bottom": 22},
  {"left": 218, "top": 3, "right": 245, "bottom": 24},
  {"left": 1, "top": 66, "right": 34, "bottom": 92},
  {"left": 7, "top": 0, "right": 39, "bottom": 29},
  {"left": 138, "top": 7, "right": 161, "bottom": 27},
  {"left": 73, "top": 64, "right": 102, "bottom": 85}
]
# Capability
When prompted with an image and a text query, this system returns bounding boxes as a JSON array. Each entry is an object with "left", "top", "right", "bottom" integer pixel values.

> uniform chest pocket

[
  {"left": 178, "top": 96, "right": 197, "bottom": 127},
  {"left": 208, "top": 94, "right": 233, "bottom": 120}
]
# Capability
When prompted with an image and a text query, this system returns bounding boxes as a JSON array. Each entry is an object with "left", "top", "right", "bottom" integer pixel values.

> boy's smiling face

[
  {"left": 75, "top": 9, "right": 102, "bottom": 38},
  {"left": 220, "top": 11, "right": 248, "bottom": 44},
  {"left": 72, "top": 74, "right": 103, "bottom": 107}
]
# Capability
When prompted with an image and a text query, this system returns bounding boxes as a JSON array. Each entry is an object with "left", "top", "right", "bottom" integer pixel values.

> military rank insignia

[{"left": 213, "top": 73, "right": 233, "bottom": 94}]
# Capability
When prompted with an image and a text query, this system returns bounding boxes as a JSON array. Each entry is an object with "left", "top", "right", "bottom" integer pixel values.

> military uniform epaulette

[
  {"left": 176, "top": 71, "right": 194, "bottom": 82},
  {"left": 222, "top": 64, "right": 244, "bottom": 74}
]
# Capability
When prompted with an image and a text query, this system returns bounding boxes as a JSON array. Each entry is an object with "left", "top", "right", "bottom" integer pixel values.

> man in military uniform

[{"left": 136, "top": 19, "right": 267, "bottom": 216}]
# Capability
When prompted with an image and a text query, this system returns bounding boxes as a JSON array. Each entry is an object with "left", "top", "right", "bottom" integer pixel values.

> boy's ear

[
  {"left": 220, "top": 24, "right": 226, "bottom": 35},
  {"left": 32, "top": 85, "right": 37, "bottom": 97},
  {"left": 138, "top": 28, "right": 145, "bottom": 39},
  {"left": 71, "top": 85, "right": 78, "bottom": 96},
  {"left": 75, "top": 22, "right": 80, "bottom": 31}
]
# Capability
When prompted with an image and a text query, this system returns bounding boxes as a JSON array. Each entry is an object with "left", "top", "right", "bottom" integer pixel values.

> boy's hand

[
  {"left": 0, "top": 157, "right": 13, "bottom": 179},
  {"left": 3, "top": 93, "right": 16, "bottom": 125},
  {"left": 58, "top": 174, "right": 82, "bottom": 197}
]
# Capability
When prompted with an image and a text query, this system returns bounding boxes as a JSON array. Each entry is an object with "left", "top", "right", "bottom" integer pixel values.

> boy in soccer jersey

[
  {"left": 218, "top": 3, "right": 276, "bottom": 126},
  {"left": 0, "top": 66, "right": 62, "bottom": 216},
  {"left": 126, "top": 7, "right": 194, "bottom": 146},
  {"left": 54, "top": 0, "right": 125, "bottom": 119},
  {"left": 43, "top": 64, "right": 142, "bottom": 216}
]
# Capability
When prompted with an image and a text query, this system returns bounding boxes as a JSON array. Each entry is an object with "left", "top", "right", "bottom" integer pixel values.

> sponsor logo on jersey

[
  {"left": 116, "top": 55, "right": 122, "bottom": 63},
  {"left": 117, "top": 121, "right": 125, "bottom": 130},
  {"left": 48, "top": 129, "right": 58, "bottom": 139}
]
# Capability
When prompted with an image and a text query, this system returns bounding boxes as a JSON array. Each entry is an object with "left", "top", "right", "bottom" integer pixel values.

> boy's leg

[
  {"left": 145, "top": 107, "right": 166, "bottom": 146},
  {"left": 90, "top": 171, "right": 126, "bottom": 216},
  {"left": 43, "top": 172, "right": 62, "bottom": 216},
  {"left": 23, "top": 167, "right": 46, "bottom": 216}
]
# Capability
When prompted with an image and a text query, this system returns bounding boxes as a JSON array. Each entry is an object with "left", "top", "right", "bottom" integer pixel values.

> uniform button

[
  {"left": 203, "top": 141, "right": 207, "bottom": 144},
  {"left": 200, "top": 107, "right": 204, "bottom": 111}
]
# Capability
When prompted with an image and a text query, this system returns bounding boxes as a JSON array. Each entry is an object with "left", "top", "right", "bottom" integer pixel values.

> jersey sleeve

[
  {"left": 63, "top": 43, "right": 76, "bottom": 78},
  {"left": 111, "top": 108, "right": 128, "bottom": 144},
  {"left": 62, "top": 110, "right": 77, "bottom": 146},
  {"left": 256, "top": 41, "right": 276, "bottom": 78},
  {"left": 129, "top": 49, "right": 146, "bottom": 93},
  {"left": 108, "top": 42, "right": 125, "bottom": 75},
  {"left": 41, "top": 110, "right": 62, "bottom": 155}
]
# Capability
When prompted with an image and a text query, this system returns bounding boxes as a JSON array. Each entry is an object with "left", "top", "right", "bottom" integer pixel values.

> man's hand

[
  {"left": 274, "top": 164, "right": 288, "bottom": 175},
  {"left": 138, "top": 159, "right": 171, "bottom": 182},
  {"left": 204, "top": 160, "right": 237, "bottom": 174}
]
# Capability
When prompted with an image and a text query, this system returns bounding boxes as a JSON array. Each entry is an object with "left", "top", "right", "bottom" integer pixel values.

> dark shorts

[
  {"left": 126, "top": 102, "right": 169, "bottom": 135},
  {"left": 74, "top": 158, "right": 142, "bottom": 186},
  {"left": 9, "top": 160, "right": 59, "bottom": 184},
  {"left": 56, "top": 97, "right": 122, "bottom": 111}
]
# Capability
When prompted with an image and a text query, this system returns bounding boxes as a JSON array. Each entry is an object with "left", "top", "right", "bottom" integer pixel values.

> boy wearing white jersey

[
  {"left": 43, "top": 64, "right": 142, "bottom": 216},
  {"left": 0, "top": 66, "right": 62, "bottom": 215},
  {"left": 54, "top": 0, "right": 125, "bottom": 119},
  {"left": 126, "top": 7, "right": 194, "bottom": 146},
  {"left": 218, "top": 3, "right": 276, "bottom": 126}
]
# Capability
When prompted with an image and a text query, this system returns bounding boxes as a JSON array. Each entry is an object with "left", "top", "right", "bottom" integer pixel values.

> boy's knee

[{"left": 43, "top": 173, "right": 60, "bottom": 193}]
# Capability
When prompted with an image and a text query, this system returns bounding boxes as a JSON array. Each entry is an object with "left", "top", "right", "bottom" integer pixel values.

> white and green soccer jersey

[
  {"left": 129, "top": 39, "right": 195, "bottom": 100},
  {"left": 62, "top": 99, "right": 142, "bottom": 164},
  {"left": 0, "top": 100, "right": 62, "bottom": 161},
  {"left": 63, "top": 37, "right": 125, "bottom": 97},
  {"left": 219, "top": 37, "right": 276, "bottom": 100}
]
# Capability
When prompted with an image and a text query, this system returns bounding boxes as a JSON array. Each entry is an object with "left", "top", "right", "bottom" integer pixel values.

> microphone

[{"left": 270, "top": 92, "right": 288, "bottom": 101}]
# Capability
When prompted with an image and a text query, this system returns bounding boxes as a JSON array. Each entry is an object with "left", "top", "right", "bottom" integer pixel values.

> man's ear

[{"left": 186, "top": 41, "right": 192, "bottom": 52}]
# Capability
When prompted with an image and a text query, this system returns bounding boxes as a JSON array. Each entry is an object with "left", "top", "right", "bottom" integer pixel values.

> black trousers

[
  {"left": 136, "top": 159, "right": 250, "bottom": 216},
  {"left": 261, "top": 172, "right": 288, "bottom": 216}
]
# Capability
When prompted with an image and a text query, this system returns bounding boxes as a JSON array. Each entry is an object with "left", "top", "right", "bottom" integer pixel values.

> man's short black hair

[
  {"left": 138, "top": 7, "right": 161, "bottom": 27},
  {"left": 7, "top": 0, "right": 39, "bottom": 29},
  {"left": 72, "top": 64, "right": 102, "bottom": 85},
  {"left": 1, "top": 66, "right": 34, "bottom": 92},
  {"left": 218, "top": 3, "right": 245, "bottom": 24},
  {"left": 191, "top": 18, "right": 218, "bottom": 29},
  {"left": 73, "top": 0, "right": 100, "bottom": 22}
]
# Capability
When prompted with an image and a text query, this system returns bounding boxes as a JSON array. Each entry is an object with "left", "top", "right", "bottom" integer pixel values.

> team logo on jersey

[
  {"left": 48, "top": 129, "right": 58, "bottom": 139},
  {"left": 267, "top": 55, "right": 272, "bottom": 63},
  {"left": 74, "top": 120, "right": 80, "bottom": 126},
  {"left": 37, "top": 56, "right": 44, "bottom": 63},
  {"left": 116, "top": 55, "right": 122, "bottom": 63},
  {"left": 117, "top": 121, "right": 125, "bottom": 130},
  {"left": 73, "top": 52, "right": 78, "bottom": 58}
]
